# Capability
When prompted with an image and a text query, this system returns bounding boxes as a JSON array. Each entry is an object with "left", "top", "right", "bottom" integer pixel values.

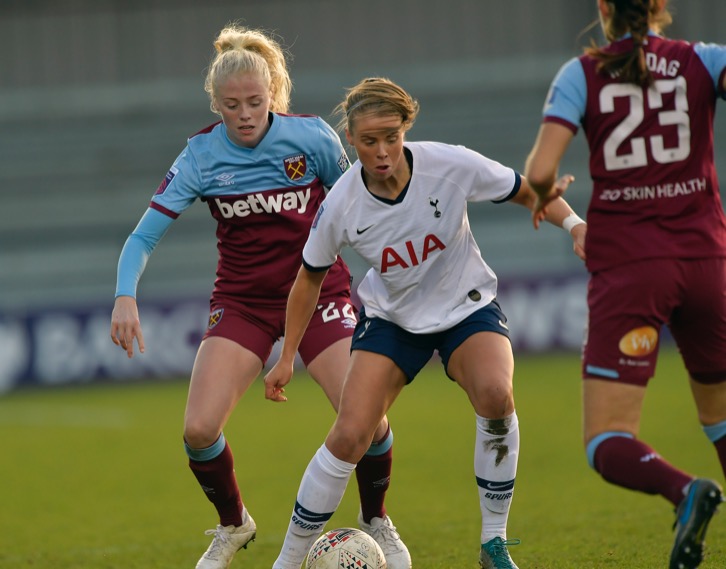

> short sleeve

[
  {"left": 313, "top": 118, "right": 351, "bottom": 189},
  {"left": 694, "top": 42, "right": 726, "bottom": 99},
  {"left": 302, "top": 198, "right": 345, "bottom": 269},
  {"left": 149, "top": 147, "right": 204, "bottom": 215},
  {"left": 542, "top": 57, "right": 586, "bottom": 131}
]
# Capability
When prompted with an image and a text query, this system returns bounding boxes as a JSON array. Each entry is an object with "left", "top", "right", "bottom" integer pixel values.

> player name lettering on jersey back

[
  {"left": 645, "top": 52, "right": 680, "bottom": 78},
  {"left": 599, "top": 176, "right": 706, "bottom": 202},
  {"left": 609, "top": 54, "right": 680, "bottom": 81},
  {"left": 380, "top": 234, "right": 446, "bottom": 273},
  {"left": 214, "top": 187, "right": 311, "bottom": 218}
]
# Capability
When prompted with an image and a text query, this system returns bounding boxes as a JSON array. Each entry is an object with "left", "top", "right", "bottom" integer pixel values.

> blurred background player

[
  {"left": 524, "top": 1, "right": 726, "bottom": 567},
  {"left": 109, "top": 24, "right": 410, "bottom": 569},
  {"left": 264, "top": 77, "right": 586, "bottom": 569}
]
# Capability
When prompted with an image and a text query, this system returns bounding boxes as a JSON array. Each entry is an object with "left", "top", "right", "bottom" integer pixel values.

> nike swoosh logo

[
  {"left": 498, "top": 320, "right": 509, "bottom": 330},
  {"left": 487, "top": 481, "right": 512, "bottom": 490},
  {"left": 356, "top": 225, "right": 374, "bottom": 235}
]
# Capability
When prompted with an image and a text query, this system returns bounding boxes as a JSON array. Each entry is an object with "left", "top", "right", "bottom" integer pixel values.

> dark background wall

[{"left": 1, "top": 0, "right": 725, "bottom": 311}]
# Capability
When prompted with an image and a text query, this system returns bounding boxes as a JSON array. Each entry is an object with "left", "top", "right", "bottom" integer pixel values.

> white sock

[
  {"left": 273, "top": 443, "right": 355, "bottom": 568},
  {"left": 475, "top": 412, "right": 519, "bottom": 543}
]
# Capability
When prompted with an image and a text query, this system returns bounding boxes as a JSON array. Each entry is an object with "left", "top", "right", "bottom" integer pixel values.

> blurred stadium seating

[{"left": 0, "top": 0, "right": 723, "bottom": 389}]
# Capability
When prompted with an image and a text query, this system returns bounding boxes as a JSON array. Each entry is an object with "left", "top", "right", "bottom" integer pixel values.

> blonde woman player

[{"left": 110, "top": 26, "right": 410, "bottom": 569}]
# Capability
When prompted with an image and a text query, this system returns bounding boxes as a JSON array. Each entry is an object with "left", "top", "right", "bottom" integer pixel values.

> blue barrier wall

[{"left": 0, "top": 273, "right": 590, "bottom": 393}]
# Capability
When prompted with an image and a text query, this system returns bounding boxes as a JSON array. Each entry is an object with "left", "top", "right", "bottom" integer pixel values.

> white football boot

[
  {"left": 196, "top": 513, "right": 256, "bottom": 569},
  {"left": 358, "top": 512, "right": 412, "bottom": 569}
]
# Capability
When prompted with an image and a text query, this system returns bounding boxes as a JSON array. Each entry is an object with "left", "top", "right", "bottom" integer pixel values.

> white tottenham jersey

[{"left": 304, "top": 141, "right": 520, "bottom": 334}]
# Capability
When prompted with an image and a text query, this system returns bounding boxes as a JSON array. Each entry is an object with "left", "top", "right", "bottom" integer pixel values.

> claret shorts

[
  {"left": 203, "top": 293, "right": 358, "bottom": 366},
  {"left": 584, "top": 257, "right": 726, "bottom": 386}
]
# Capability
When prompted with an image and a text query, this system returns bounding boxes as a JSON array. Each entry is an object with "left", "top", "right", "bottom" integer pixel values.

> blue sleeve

[
  {"left": 694, "top": 42, "right": 726, "bottom": 99},
  {"left": 314, "top": 118, "right": 351, "bottom": 189},
  {"left": 543, "top": 57, "right": 587, "bottom": 128},
  {"left": 150, "top": 147, "right": 203, "bottom": 216},
  {"left": 115, "top": 208, "right": 174, "bottom": 298}
]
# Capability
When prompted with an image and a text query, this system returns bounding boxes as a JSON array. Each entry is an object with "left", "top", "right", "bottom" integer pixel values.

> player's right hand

[
  {"left": 264, "top": 359, "right": 295, "bottom": 402},
  {"left": 110, "top": 295, "right": 145, "bottom": 358}
]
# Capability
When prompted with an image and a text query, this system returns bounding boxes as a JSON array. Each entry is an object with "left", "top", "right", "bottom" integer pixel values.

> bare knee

[
  {"left": 697, "top": 405, "right": 726, "bottom": 426},
  {"left": 469, "top": 381, "right": 515, "bottom": 418},
  {"left": 184, "top": 417, "right": 222, "bottom": 449},
  {"left": 373, "top": 416, "right": 390, "bottom": 442},
  {"left": 327, "top": 422, "right": 374, "bottom": 464},
  {"left": 692, "top": 379, "right": 726, "bottom": 425}
]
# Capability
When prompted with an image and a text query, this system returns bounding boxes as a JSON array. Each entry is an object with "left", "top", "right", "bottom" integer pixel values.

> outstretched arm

[
  {"left": 264, "top": 265, "right": 328, "bottom": 402},
  {"left": 510, "top": 172, "right": 586, "bottom": 262},
  {"left": 524, "top": 121, "right": 576, "bottom": 224},
  {"left": 110, "top": 208, "right": 173, "bottom": 357},
  {"left": 516, "top": 121, "right": 586, "bottom": 260}
]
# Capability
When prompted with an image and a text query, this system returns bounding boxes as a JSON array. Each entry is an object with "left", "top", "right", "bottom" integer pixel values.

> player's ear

[{"left": 345, "top": 128, "right": 353, "bottom": 146}]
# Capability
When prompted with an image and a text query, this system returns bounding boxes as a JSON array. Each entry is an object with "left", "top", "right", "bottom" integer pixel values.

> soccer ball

[{"left": 306, "top": 527, "right": 387, "bottom": 569}]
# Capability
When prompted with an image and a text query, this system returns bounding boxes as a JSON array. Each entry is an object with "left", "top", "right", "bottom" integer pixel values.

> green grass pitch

[{"left": 1, "top": 348, "right": 723, "bottom": 568}]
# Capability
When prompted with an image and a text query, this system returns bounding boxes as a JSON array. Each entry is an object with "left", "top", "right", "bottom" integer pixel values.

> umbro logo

[
  {"left": 215, "top": 172, "right": 235, "bottom": 186},
  {"left": 356, "top": 224, "right": 374, "bottom": 235}
]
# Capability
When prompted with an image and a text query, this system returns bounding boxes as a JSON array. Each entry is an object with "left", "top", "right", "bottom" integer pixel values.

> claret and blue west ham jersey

[
  {"left": 543, "top": 33, "right": 726, "bottom": 272},
  {"left": 303, "top": 141, "right": 520, "bottom": 334},
  {"left": 117, "top": 113, "right": 352, "bottom": 306}
]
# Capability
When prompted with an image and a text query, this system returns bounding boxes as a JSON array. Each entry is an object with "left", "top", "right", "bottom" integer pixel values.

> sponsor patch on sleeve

[
  {"left": 311, "top": 203, "right": 326, "bottom": 229},
  {"left": 337, "top": 153, "right": 350, "bottom": 173},
  {"left": 155, "top": 165, "right": 179, "bottom": 195}
]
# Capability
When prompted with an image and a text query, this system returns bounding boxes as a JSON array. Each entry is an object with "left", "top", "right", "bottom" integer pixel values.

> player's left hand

[
  {"left": 571, "top": 222, "right": 587, "bottom": 261},
  {"left": 533, "top": 174, "right": 575, "bottom": 229}
]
